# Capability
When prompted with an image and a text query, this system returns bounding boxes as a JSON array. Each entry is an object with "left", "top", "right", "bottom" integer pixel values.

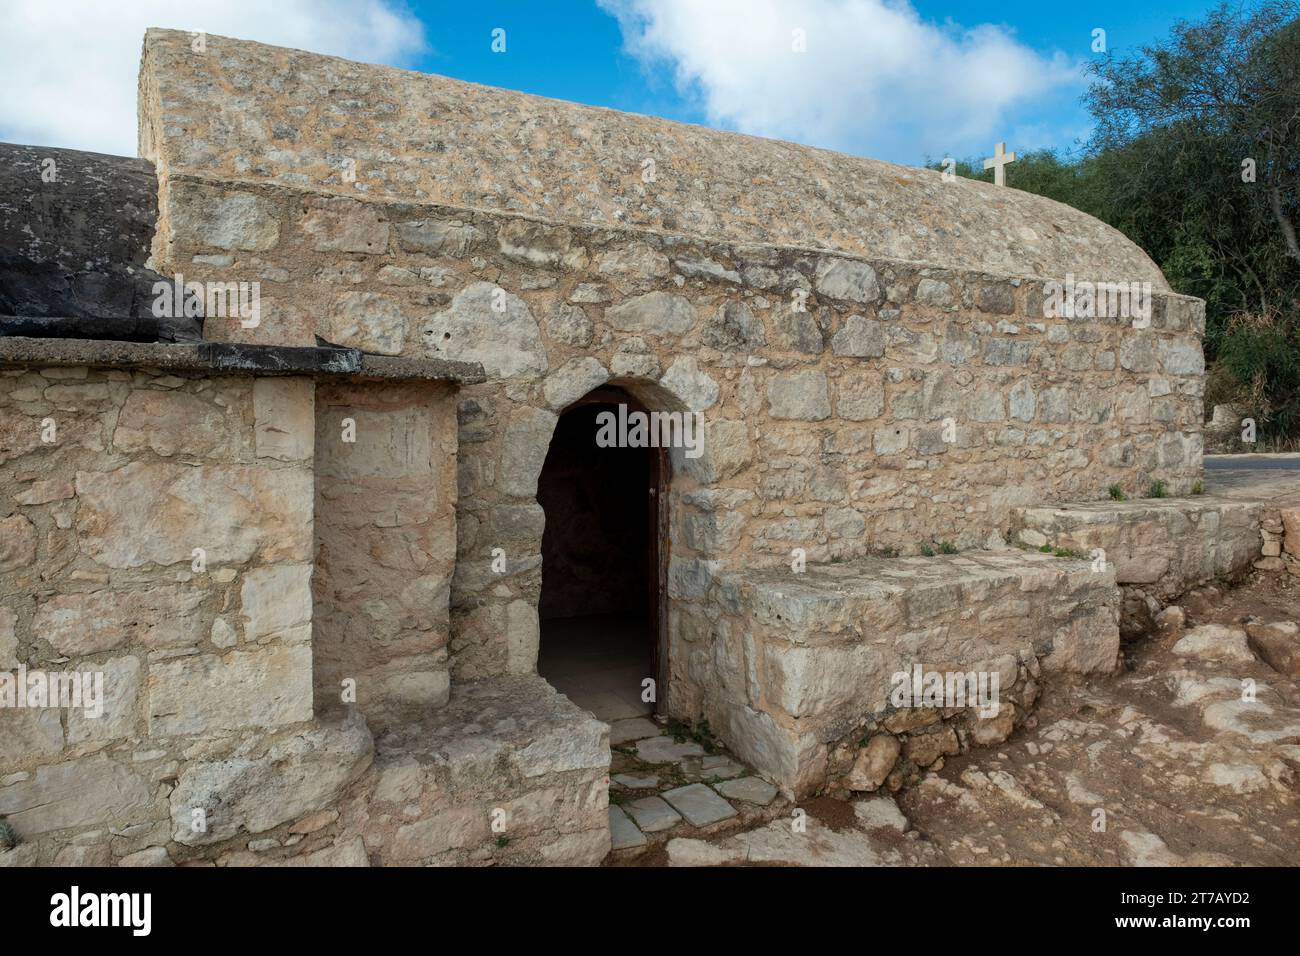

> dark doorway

[{"left": 536, "top": 387, "right": 665, "bottom": 720}]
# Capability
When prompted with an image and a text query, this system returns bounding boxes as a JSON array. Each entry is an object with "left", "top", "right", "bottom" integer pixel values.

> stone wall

[
  {"left": 140, "top": 164, "right": 1205, "bottom": 680},
  {"left": 312, "top": 380, "right": 458, "bottom": 729},
  {"left": 670, "top": 551, "right": 1119, "bottom": 796},
  {"left": 0, "top": 363, "right": 338, "bottom": 861}
]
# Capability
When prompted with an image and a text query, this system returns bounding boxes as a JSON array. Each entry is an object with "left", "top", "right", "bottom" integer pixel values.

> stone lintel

[{"left": 0, "top": 334, "right": 485, "bottom": 383}]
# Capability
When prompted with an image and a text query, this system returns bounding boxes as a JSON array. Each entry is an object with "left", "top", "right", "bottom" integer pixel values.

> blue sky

[
  {"left": 396, "top": 0, "right": 1221, "bottom": 164},
  {"left": 0, "top": 0, "right": 1234, "bottom": 165}
]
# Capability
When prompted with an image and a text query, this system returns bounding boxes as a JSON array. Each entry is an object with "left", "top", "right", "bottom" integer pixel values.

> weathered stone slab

[
  {"left": 0, "top": 755, "right": 152, "bottom": 836},
  {"left": 714, "top": 776, "right": 778, "bottom": 806},
  {"left": 75, "top": 461, "right": 313, "bottom": 568},
  {"left": 33, "top": 586, "right": 205, "bottom": 655},
  {"left": 608, "top": 806, "right": 646, "bottom": 850},
  {"left": 623, "top": 795, "right": 681, "bottom": 833},
  {"left": 148, "top": 645, "right": 312, "bottom": 735},
  {"left": 661, "top": 783, "right": 737, "bottom": 827},
  {"left": 169, "top": 719, "right": 373, "bottom": 845}
]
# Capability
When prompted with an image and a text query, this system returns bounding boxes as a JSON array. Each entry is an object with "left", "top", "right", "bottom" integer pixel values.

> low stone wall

[
  {"left": 343, "top": 676, "right": 610, "bottom": 866},
  {"left": 1011, "top": 496, "right": 1261, "bottom": 638},
  {"left": 0, "top": 363, "right": 328, "bottom": 861},
  {"left": 669, "top": 551, "right": 1119, "bottom": 797},
  {"left": 0, "top": 360, "right": 477, "bottom": 866}
]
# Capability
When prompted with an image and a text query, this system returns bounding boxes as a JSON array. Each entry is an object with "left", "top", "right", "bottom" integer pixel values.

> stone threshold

[{"left": 0, "top": 334, "right": 485, "bottom": 384}]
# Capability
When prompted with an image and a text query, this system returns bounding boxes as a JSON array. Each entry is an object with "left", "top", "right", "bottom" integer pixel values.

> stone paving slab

[
  {"left": 608, "top": 806, "right": 646, "bottom": 850},
  {"left": 636, "top": 736, "right": 706, "bottom": 763},
  {"left": 714, "top": 776, "right": 778, "bottom": 806},
  {"left": 624, "top": 795, "right": 682, "bottom": 833},
  {"left": 661, "top": 783, "right": 738, "bottom": 827},
  {"left": 608, "top": 717, "right": 662, "bottom": 746},
  {"left": 684, "top": 754, "right": 746, "bottom": 780},
  {"left": 611, "top": 773, "right": 659, "bottom": 789}
]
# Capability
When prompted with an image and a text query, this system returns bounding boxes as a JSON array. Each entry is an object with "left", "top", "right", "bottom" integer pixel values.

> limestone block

[
  {"left": 830, "top": 315, "right": 885, "bottom": 358},
  {"left": 845, "top": 735, "right": 900, "bottom": 791},
  {"left": 14, "top": 479, "right": 74, "bottom": 505},
  {"left": 0, "top": 755, "right": 152, "bottom": 836},
  {"left": 390, "top": 808, "right": 489, "bottom": 861},
  {"left": 253, "top": 378, "right": 314, "bottom": 461},
  {"left": 659, "top": 357, "right": 719, "bottom": 411},
  {"left": 240, "top": 563, "right": 313, "bottom": 641},
  {"left": 148, "top": 645, "right": 312, "bottom": 735},
  {"left": 1173, "top": 624, "right": 1255, "bottom": 664},
  {"left": 814, "top": 257, "right": 879, "bottom": 303},
  {"left": 0, "top": 607, "right": 16, "bottom": 668},
  {"left": 680, "top": 419, "right": 750, "bottom": 483},
  {"left": 0, "top": 514, "right": 36, "bottom": 572},
  {"left": 542, "top": 357, "right": 608, "bottom": 410},
  {"left": 34, "top": 585, "right": 206, "bottom": 656},
  {"left": 169, "top": 719, "right": 373, "bottom": 845},
  {"left": 704, "top": 301, "right": 766, "bottom": 351},
  {"left": 543, "top": 303, "right": 594, "bottom": 347},
  {"left": 763, "top": 641, "right": 885, "bottom": 718},
  {"left": 915, "top": 278, "right": 953, "bottom": 307},
  {"left": 1282, "top": 509, "right": 1300, "bottom": 558},
  {"left": 505, "top": 599, "right": 539, "bottom": 675},
  {"left": 767, "top": 370, "right": 831, "bottom": 421},
  {"left": 1, "top": 709, "right": 65, "bottom": 764},
  {"left": 114, "top": 388, "right": 236, "bottom": 458},
  {"left": 66, "top": 655, "right": 142, "bottom": 747},
  {"left": 836, "top": 370, "right": 884, "bottom": 421},
  {"left": 420, "top": 281, "right": 546, "bottom": 378},
  {"left": 394, "top": 218, "right": 480, "bottom": 256},
  {"left": 1245, "top": 621, "right": 1300, "bottom": 676},
  {"left": 497, "top": 219, "right": 586, "bottom": 270},
  {"left": 605, "top": 291, "right": 697, "bottom": 336},
  {"left": 75, "top": 461, "right": 313, "bottom": 568},
  {"left": 323, "top": 291, "right": 406, "bottom": 355},
  {"left": 498, "top": 406, "right": 558, "bottom": 498},
  {"left": 172, "top": 189, "right": 280, "bottom": 251},
  {"left": 597, "top": 242, "right": 669, "bottom": 278},
  {"left": 301, "top": 196, "right": 389, "bottom": 253}
]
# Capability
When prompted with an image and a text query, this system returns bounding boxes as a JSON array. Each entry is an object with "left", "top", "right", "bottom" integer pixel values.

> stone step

[{"left": 351, "top": 675, "right": 611, "bottom": 866}]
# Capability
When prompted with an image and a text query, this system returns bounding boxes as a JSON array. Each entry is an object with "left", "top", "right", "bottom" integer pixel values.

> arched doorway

[{"left": 536, "top": 386, "right": 666, "bottom": 720}]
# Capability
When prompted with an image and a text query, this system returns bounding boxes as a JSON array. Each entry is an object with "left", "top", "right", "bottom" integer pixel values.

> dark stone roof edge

[{"left": 0, "top": 335, "right": 485, "bottom": 384}]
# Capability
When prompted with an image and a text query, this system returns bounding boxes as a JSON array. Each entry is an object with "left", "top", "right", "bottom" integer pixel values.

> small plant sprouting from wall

[
  {"left": 1108, "top": 483, "right": 1127, "bottom": 500},
  {"left": 1192, "top": 480, "right": 1205, "bottom": 495},
  {"left": 1145, "top": 479, "right": 1169, "bottom": 499}
]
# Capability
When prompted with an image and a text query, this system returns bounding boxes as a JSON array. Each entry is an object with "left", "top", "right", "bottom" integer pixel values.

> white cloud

[
  {"left": 0, "top": 0, "right": 427, "bottom": 156},
  {"left": 599, "top": 0, "right": 1084, "bottom": 163}
]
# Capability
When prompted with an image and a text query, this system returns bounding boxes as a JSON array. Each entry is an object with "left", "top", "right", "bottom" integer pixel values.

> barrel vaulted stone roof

[{"left": 138, "top": 28, "right": 1170, "bottom": 290}]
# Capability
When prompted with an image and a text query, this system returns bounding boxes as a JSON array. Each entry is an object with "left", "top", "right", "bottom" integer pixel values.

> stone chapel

[{"left": 0, "top": 29, "right": 1228, "bottom": 866}]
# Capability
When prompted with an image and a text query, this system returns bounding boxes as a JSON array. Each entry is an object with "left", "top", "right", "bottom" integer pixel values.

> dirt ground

[{"left": 656, "top": 570, "right": 1300, "bottom": 866}]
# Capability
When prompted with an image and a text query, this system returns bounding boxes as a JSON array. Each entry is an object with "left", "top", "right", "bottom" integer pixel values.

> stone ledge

[
  {"left": 0, "top": 335, "right": 485, "bottom": 383},
  {"left": 1011, "top": 496, "right": 1260, "bottom": 599},
  {"left": 681, "top": 550, "right": 1120, "bottom": 798},
  {"left": 349, "top": 675, "right": 611, "bottom": 866}
]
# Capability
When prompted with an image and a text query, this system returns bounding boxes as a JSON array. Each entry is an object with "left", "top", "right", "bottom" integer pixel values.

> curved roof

[{"left": 140, "top": 29, "right": 1168, "bottom": 289}]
